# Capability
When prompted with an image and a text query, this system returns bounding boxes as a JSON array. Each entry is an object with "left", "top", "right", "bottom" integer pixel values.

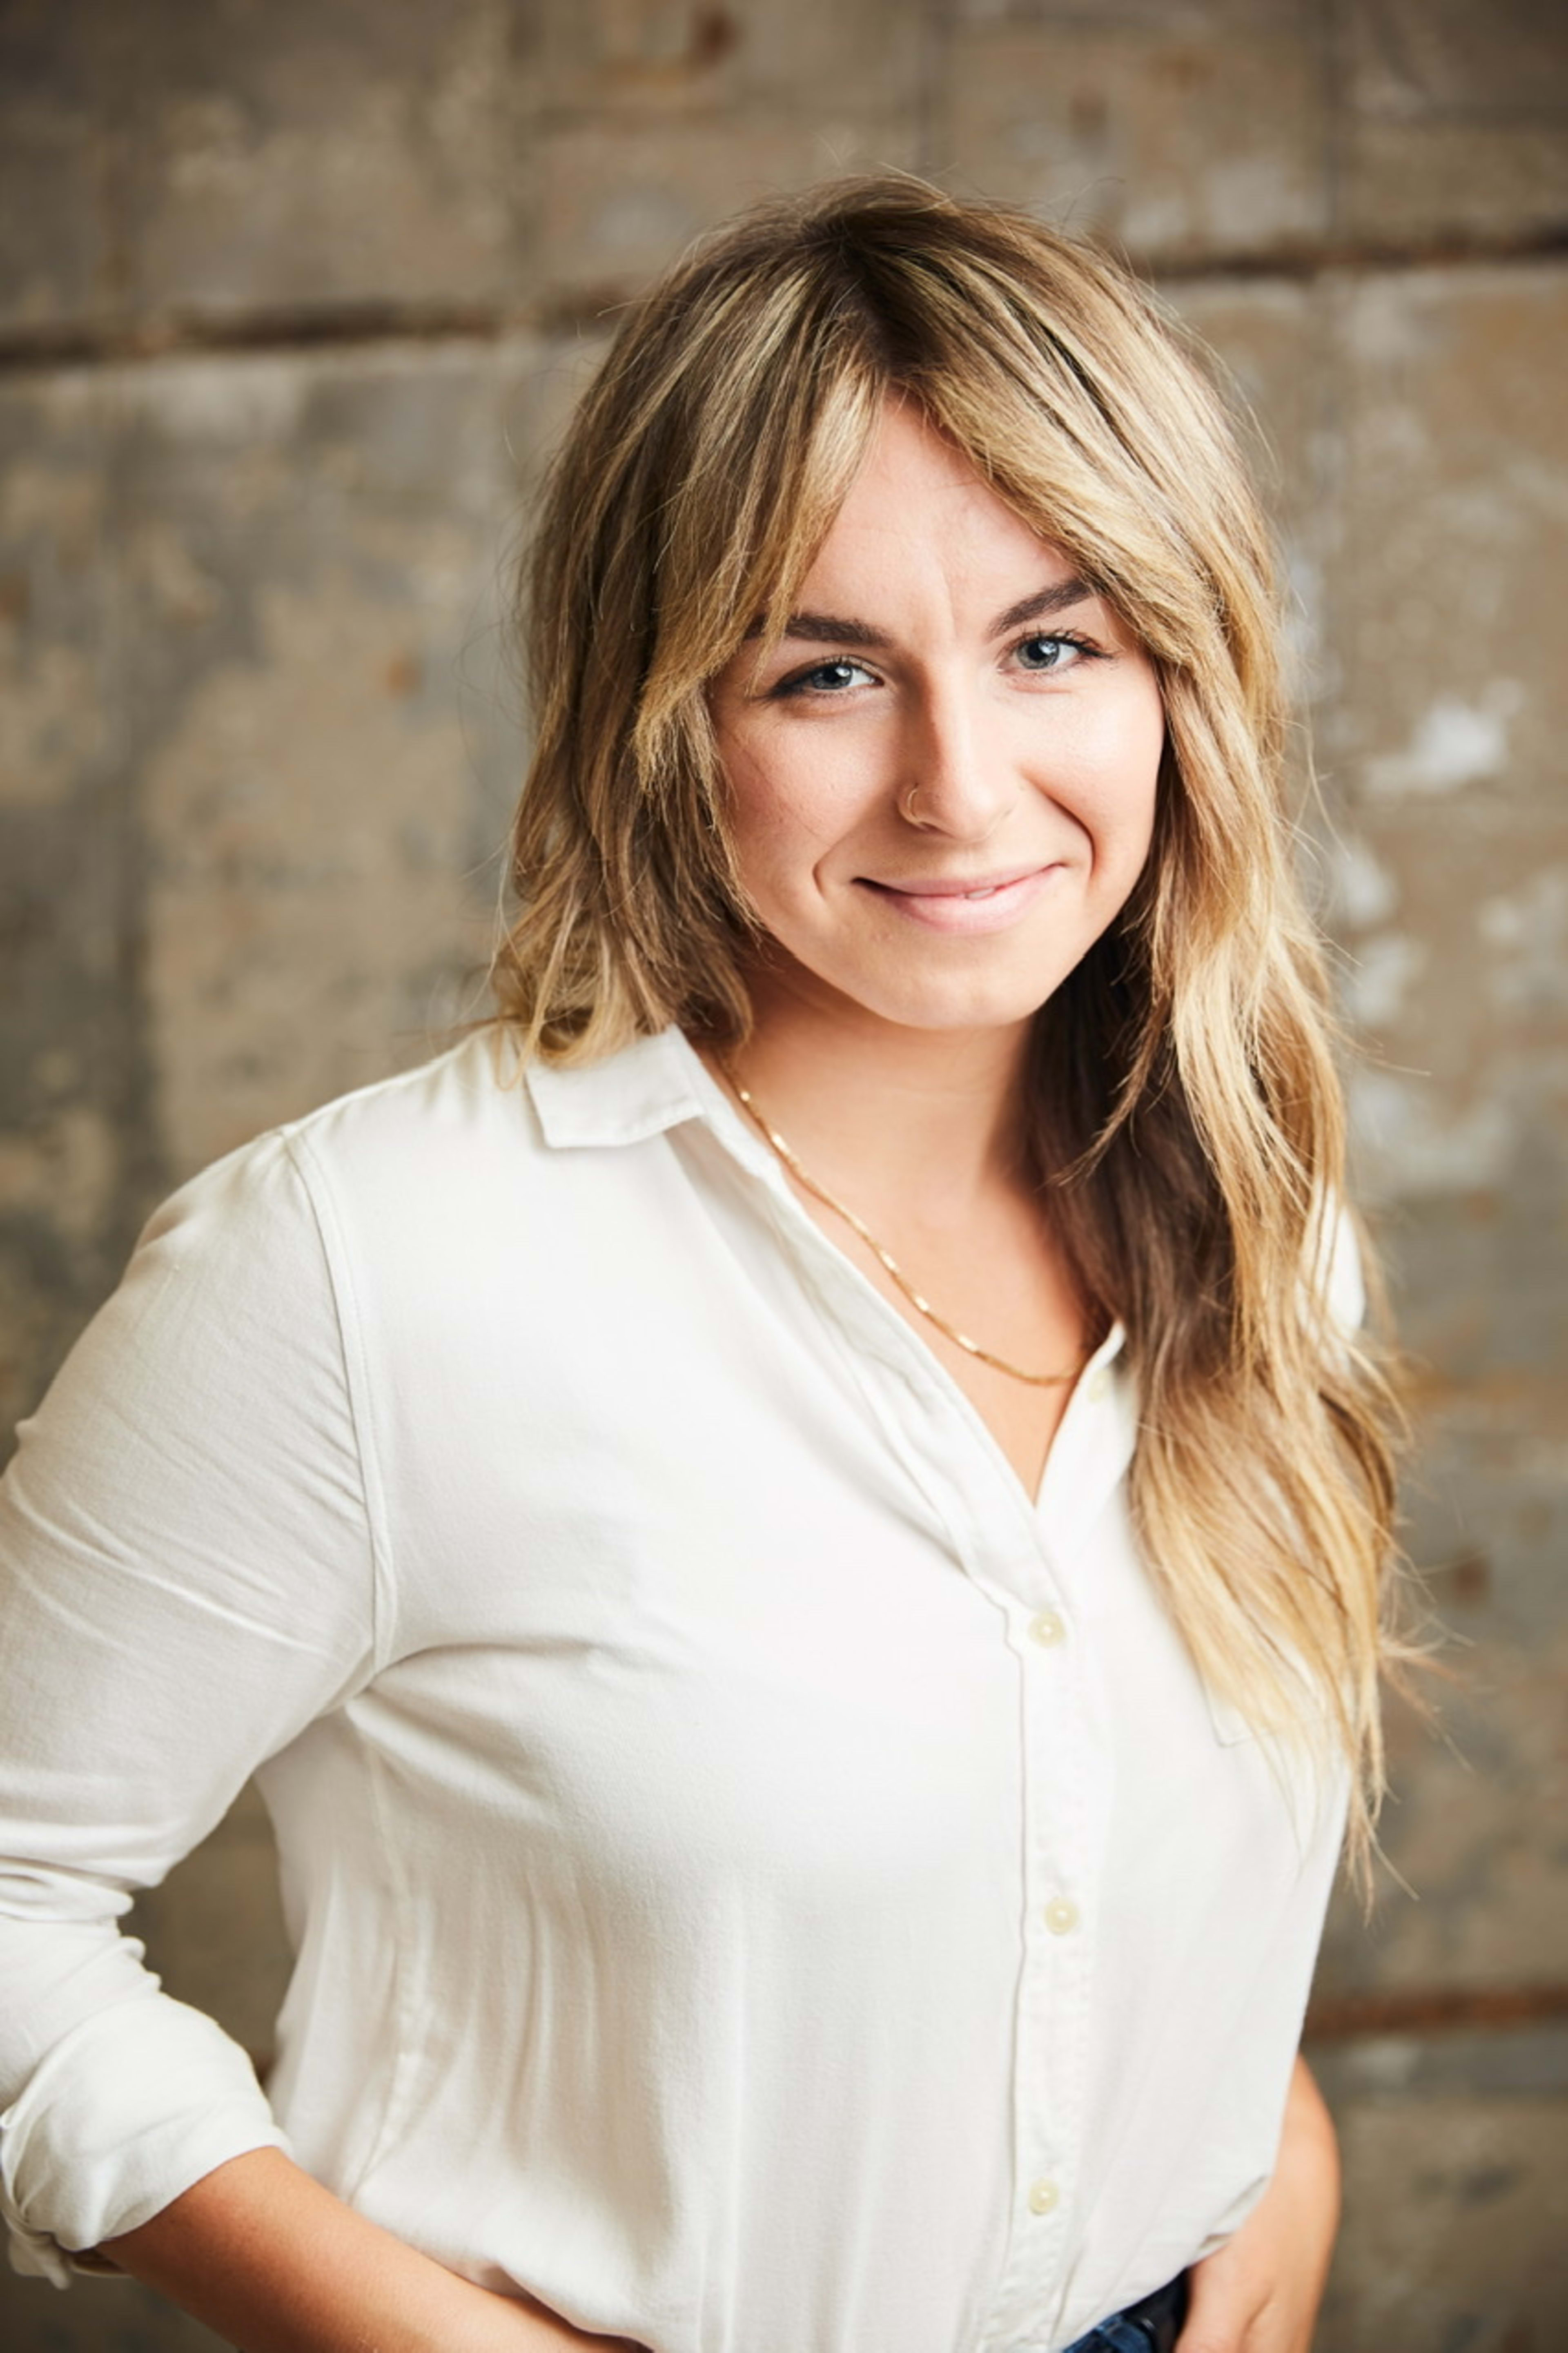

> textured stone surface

[
  {"left": 532, "top": 111, "right": 920, "bottom": 301},
  {"left": 120, "top": 339, "right": 532, "bottom": 1170},
  {"left": 0, "top": 0, "right": 127, "bottom": 331},
  {"left": 1331, "top": 264, "right": 1568, "bottom": 1202},
  {"left": 0, "top": 2266, "right": 229, "bottom": 2353},
  {"left": 1164, "top": 263, "right": 1568, "bottom": 2008},
  {"left": 528, "top": 0, "right": 928, "bottom": 119},
  {"left": 1342, "top": 0, "right": 1568, "bottom": 248},
  {"left": 1309, "top": 2027, "right": 1568, "bottom": 2351},
  {"left": 125, "top": 0, "right": 522, "bottom": 316},
  {"left": 526, "top": 0, "right": 924, "bottom": 299},
  {"left": 0, "top": 0, "right": 522, "bottom": 333},
  {"left": 1321, "top": 2097, "right": 1568, "bottom": 2352},
  {"left": 0, "top": 366, "right": 159, "bottom": 1446},
  {"left": 8, "top": 2, "right": 1566, "bottom": 343},
  {"left": 1319, "top": 265, "right": 1568, "bottom": 1995},
  {"left": 941, "top": 0, "right": 1333, "bottom": 265}
]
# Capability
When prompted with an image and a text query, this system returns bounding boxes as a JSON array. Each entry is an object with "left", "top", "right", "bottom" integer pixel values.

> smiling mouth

[
  {"left": 856, "top": 863, "right": 1064, "bottom": 934},
  {"left": 860, "top": 864, "right": 1056, "bottom": 900}
]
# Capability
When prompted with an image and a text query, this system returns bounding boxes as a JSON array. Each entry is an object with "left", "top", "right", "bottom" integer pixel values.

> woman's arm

[
  {"left": 0, "top": 1136, "right": 381, "bottom": 2272},
  {"left": 1175, "top": 2053, "right": 1341, "bottom": 2353},
  {"left": 101, "top": 2148, "right": 642, "bottom": 2353}
]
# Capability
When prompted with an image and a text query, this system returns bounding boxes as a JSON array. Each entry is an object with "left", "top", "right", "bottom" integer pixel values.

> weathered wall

[{"left": 2, "top": 4, "right": 1565, "bottom": 2347}]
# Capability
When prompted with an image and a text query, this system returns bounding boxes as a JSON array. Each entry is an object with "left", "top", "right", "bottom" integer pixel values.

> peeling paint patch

[
  {"left": 1348, "top": 2037, "right": 1424, "bottom": 2094},
  {"left": 1364, "top": 682, "right": 1524, "bottom": 799},
  {"left": 117, "top": 353, "right": 310, "bottom": 441},
  {"left": 0, "top": 640, "right": 107, "bottom": 806},
  {"left": 0, "top": 1108, "right": 116, "bottom": 1244},
  {"left": 1197, "top": 152, "right": 1317, "bottom": 249},
  {"left": 1348, "top": 1068, "right": 1512, "bottom": 1200},
  {"left": 1478, "top": 869, "right": 1568, "bottom": 1013},
  {"left": 0, "top": 460, "right": 105, "bottom": 549},
  {"left": 142, "top": 566, "right": 490, "bottom": 1170},
  {"left": 1326, "top": 833, "right": 1400, "bottom": 930},
  {"left": 1341, "top": 931, "right": 1427, "bottom": 1031},
  {"left": 130, "top": 518, "right": 226, "bottom": 628},
  {"left": 1344, "top": 282, "right": 1448, "bottom": 366}
]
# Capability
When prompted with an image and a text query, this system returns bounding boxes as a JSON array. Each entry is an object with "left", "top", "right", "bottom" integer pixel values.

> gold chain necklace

[{"left": 724, "top": 1069, "right": 1084, "bottom": 1390}]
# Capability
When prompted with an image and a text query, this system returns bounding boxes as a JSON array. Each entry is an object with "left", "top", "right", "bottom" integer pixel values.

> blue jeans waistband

[{"left": 1059, "top": 2270, "right": 1189, "bottom": 2353}]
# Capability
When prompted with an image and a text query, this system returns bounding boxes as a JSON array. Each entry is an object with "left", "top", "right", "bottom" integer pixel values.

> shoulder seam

[
  {"left": 275, "top": 1034, "right": 486, "bottom": 1146},
  {"left": 279, "top": 1129, "right": 396, "bottom": 1680}
]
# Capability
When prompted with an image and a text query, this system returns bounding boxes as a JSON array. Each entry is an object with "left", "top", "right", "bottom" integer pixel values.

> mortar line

[
  {"left": 1305, "top": 1984, "right": 1568, "bottom": 2040},
  {"left": 2, "top": 222, "right": 1565, "bottom": 378}
]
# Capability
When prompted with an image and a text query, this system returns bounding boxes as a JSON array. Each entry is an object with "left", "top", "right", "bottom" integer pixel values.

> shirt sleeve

[{"left": 0, "top": 1128, "right": 380, "bottom": 2282}]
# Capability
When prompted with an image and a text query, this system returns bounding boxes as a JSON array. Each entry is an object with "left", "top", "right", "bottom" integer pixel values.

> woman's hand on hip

[
  {"left": 1175, "top": 2054, "right": 1341, "bottom": 2353},
  {"left": 99, "top": 2146, "right": 648, "bottom": 2353}
]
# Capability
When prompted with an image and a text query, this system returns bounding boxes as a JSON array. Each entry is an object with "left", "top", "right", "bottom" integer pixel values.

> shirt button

[
  {"left": 1028, "top": 1609, "right": 1066, "bottom": 1647},
  {"left": 1028, "top": 2178, "right": 1060, "bottom": 2216},
  {"left": 1084, "top": 1365, "right": 1111, "bottom": 1403},
  {"left": 1043, "top": 1897, "right": 1080, "bottom": 1936}
]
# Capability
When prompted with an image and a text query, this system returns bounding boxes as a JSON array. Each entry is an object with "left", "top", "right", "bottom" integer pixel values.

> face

[{"left": 707, "top": 398, "right": 1166, "bottom": 1044}]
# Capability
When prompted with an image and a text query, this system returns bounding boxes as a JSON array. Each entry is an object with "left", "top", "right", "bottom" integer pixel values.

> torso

[{"left": 4, "top": 1027, "right": 1352, "bottom": 2353}]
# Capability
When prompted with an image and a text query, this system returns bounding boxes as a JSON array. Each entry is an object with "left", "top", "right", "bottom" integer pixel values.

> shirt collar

[
  {"left": 523, "top": 1026, "right": 754, "bottom": 1154},
  {"left": 522, "top": 1026, "right": 1127, "bottom": 1378}
]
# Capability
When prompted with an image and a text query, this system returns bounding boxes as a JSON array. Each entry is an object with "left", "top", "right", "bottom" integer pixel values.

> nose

[{"left": 898, "top": 676, "right": 1019, "bottom": 840}]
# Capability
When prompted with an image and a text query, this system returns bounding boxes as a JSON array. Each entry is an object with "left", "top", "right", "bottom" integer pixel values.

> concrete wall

[{"left": 2, "top": 3, "right": 1565, "bottom": 2346}]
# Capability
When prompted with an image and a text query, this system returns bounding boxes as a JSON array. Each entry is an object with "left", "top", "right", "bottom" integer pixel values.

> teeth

[{"left": 964, "top": 883, "right": 1002, "bottom": 899}]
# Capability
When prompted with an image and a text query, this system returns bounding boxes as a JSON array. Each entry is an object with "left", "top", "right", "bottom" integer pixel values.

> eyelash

[{"left": 769, "top": 629, "right": 1105, "bottom": 700}]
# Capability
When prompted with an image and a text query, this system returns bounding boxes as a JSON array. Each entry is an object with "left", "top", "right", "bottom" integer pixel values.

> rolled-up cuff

[{"left": 2, "top": 1994, "right": 289, "bottom": 2283}]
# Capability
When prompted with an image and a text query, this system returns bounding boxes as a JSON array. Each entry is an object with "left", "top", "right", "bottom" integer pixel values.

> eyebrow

[{"left": 744, "top": 576, "right": 1097, "bottom": 649}]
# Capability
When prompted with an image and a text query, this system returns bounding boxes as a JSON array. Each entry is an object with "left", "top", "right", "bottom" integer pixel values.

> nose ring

[{"left": 902, "top": 784, "right": 922, "bottom": 823}]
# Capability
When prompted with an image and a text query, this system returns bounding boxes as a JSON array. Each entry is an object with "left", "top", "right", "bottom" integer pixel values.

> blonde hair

[{"left": 494, "top": 176, "right": 1406, "bottom": 1862}]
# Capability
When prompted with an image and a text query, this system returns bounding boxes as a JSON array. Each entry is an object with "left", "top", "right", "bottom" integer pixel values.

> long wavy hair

[{"left": 493, "top": 176, "right": 1407, "bottom": 1863}]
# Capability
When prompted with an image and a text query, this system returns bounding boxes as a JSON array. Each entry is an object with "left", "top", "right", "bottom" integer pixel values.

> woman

[{"left": 0, "top": 178, "right": 1399, "bottom": 2353}]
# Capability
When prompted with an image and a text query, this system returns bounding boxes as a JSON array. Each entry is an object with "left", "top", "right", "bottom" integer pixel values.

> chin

[{"left": 830, "top": 961, "right": 1075, "bottom": 1035}]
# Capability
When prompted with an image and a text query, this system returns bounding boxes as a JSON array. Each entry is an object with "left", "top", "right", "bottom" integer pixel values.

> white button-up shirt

[{"left": 0, "top": 1025, "right": 1352, "bottom": 2352}]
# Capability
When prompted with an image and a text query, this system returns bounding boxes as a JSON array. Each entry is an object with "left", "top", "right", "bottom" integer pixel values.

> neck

[{"left": 712, "top": 972, "right": 1034, "bottom": 1221}]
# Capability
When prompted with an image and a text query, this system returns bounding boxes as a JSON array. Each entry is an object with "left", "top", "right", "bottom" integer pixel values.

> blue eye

[
  {"left": 1014, "top": 633, "right": 1087, "bottom": 673},
  {"left": 775, "top": 658, "right": 874, "bottom": 698}
]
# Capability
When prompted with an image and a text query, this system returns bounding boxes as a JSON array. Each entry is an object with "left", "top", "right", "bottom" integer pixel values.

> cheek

[
  {"left": 1065, "top": 687, "right": 1165, "bottom": 858},
  {"left": 715, "top": 740, "right": 817, "bottom": 927},
  {"left": 719, "top": 725, "right": 871, "bottom": 873}
]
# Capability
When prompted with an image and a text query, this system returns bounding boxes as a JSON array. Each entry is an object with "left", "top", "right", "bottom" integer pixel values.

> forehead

[{"left": 796, "top": 398, "right": 1077, "bottom": 601}]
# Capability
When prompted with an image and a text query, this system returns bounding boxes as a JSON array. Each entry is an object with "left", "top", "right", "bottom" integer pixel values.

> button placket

[
  {"left": 974, "top": 1542, "right": 1100, "bottom": 2351},
  {"left": 764, "top": 1172, "right": 1105, "bottom": 2353}
]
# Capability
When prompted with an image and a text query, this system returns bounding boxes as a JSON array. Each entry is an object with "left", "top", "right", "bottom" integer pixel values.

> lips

[
  {"left": 857, "top": 862, "right": 1064, "bottom": 935},
  {"left": 866, "top": 865, "right": 1044, "bottom": 899}
]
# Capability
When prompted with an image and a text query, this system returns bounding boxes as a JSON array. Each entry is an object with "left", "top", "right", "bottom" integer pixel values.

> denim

[
  {"left": 1061, "top": 2318, "right": 1171, "bottom": 2353},
  {"left": 1059, "top": 2273, "right": 1187, "bottom": 2353}
]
